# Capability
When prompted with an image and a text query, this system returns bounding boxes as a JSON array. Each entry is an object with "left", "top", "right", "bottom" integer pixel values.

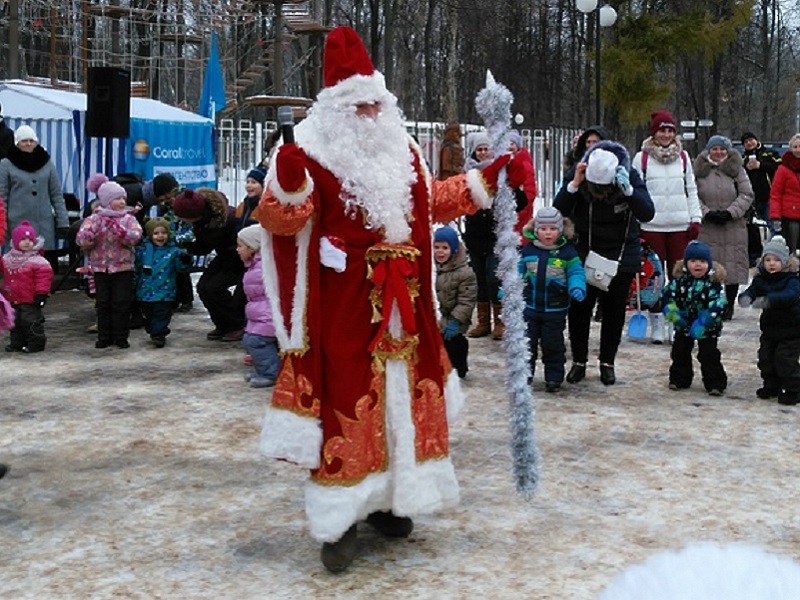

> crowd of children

[{"left": 2, "top": 158, "right": 800, "bottom": 406}]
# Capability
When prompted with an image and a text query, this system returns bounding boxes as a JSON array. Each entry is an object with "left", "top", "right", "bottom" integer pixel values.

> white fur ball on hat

[
  {"left": 585, "top": 148, "right": 619, "bottom": 185},
  {"left": 14, "top": 125, "right": 38, "bottom": 145}
]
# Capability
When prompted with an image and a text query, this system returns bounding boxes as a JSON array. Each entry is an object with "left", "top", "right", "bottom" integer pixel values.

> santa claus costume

[{"left": 257, "top": 26, "right": 523, "bottom": 572}]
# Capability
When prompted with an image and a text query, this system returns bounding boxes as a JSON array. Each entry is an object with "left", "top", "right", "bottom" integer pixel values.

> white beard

[{"left": 296, "top": 91, "right": 418, "bottom": 244}]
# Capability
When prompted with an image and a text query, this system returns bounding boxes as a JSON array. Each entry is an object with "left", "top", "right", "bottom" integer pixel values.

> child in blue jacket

[
  {"left": 661, "top": 240, "right": 728, "bottom": 395},
  {"left": 519, "top": 207, "right": 586, "bottom": 391},
  {"left": 135, "top": 217, "right": 193, "bottom": 347}
]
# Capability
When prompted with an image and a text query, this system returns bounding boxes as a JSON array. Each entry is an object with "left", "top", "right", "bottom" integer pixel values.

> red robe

[{"left": 257, "top": 137, "right": 490, "bottom": 542}]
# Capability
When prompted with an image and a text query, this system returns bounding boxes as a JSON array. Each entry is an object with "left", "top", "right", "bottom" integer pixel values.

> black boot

[
  {"left": 778, "top": 392, "right": 799, "bottom": 406},
  {"left": 566, "top": 363, "right": 586, "bottom": 384},
  {"left": 321, "top": 525, "right": 358, "bottom": 573},
  {"left": 600, "top": 363, "right": 616, "bottom": 386},
  {"left": 366, "top": 511, "right": 414, "bottom": 537}
]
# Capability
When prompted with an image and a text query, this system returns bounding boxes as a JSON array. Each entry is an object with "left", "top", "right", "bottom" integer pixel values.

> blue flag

[{"left": 199, "top": 32, "right": 226, "bottom": 119}]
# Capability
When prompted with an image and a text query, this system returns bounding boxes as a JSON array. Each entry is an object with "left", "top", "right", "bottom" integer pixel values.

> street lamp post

[{"left": 576, "top": 0, "right": 617, "bottom": 125}]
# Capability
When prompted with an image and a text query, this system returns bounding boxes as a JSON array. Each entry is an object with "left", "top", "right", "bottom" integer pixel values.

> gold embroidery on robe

[
  {"left": 313, "top": 361, "right": 387, "bottom": 485},
  {"left": 271, "top": 356, "right": 320, "bottom": 418}
]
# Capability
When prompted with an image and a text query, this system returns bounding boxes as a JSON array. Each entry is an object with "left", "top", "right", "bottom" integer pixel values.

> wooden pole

[{"left": 8, "top": 0, "right": 20, "bottom": 78}]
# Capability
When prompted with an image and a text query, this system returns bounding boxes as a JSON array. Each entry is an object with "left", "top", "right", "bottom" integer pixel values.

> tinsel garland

[{"left": 475, "top": 71, "right": 540, "bottom": 498}]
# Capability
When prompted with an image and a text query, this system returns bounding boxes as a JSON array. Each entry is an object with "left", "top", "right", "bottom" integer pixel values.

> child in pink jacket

[
  {"left": 1, "top": 220, "right": 53, "bottom": 352},
  {"left": 76, "top": 176, "right": 142, "bottom": 348}
]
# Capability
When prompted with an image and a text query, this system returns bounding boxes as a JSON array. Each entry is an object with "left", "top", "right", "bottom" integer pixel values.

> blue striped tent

[{"left": 0, "top": 81, "right": 214, "bottom": 208}]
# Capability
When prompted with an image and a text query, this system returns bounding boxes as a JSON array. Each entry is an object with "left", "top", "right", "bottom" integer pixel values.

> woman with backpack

[{"left": 632, "top": 111, "right": 702, "bottom": 343}]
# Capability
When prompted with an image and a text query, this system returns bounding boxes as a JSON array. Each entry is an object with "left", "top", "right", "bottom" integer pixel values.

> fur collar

[
  {"left": 693, "top": 150, "right": 743, "bottom": 180},
  {"left": 7, "top": 145, "right": 50, "bottom": 172},
  {"left": 671, "top": 260, "right": 727, "bottom": 282},
  {"left": 194, "top": 187, "right": 230, "bottom": 228}
]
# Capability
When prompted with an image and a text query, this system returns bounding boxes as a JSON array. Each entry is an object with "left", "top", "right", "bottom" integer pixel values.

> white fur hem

[
  {"left": 466, "top": 168, "right": 493, "bottom": 209},
  {"left": 259, "top": 406, "right": 322, "bottom": 469},
  {"left": 267, "top": 169, "right": 314, "bottom": 206},
  {"left": 305, "top": 458, "right": 460, "bottom": 542}
]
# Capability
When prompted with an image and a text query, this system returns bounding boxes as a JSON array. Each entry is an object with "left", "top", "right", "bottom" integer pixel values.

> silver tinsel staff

[{"left": 475, "top": 71, "right": 540, "bottom": 498}]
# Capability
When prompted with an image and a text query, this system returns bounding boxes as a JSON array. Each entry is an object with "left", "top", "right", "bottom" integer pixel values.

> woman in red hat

[{"left": 632, "top": 110, "right": 702, "bottom": 343}]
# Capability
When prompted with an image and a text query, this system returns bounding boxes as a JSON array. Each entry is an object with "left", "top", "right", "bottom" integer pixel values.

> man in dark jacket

[
  {"left": 741, "top": 131, "right": 781, "bottom": 265},
  {"left": 0, "top": 103, "right": 14, "bottom": 160}
]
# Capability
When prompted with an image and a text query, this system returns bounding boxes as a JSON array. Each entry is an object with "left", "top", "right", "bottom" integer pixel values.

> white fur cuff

[
  {"left": 466, "top": 168, "right": 493, "bottom": 209},
  {"left": 268, "top": 170, "right": 315, "bottom": 206},
  {"left": 259, "top": 406, "right": 322, "bottom": 469}
]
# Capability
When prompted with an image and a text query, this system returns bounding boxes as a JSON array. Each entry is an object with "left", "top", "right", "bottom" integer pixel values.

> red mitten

[
  {"left": 508, "top": 148, "right": 533, "bottom": 189},
  {"left": 479, "top": 153, "right": 511, "bottom": 195},
  {"left": 687, "top": 222, "right": 701, "bottom": 240},
  {"left": 275, "top": 144, "right": 308, "bottom": 193}
]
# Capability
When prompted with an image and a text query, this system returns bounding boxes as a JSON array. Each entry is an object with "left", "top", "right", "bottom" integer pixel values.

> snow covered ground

[{"left": 1, "top": 288, "right": 799, "bottom": 598}]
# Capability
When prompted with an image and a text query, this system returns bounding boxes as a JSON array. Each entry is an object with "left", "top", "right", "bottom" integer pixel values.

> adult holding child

[
  {"left": 554, "top": 140, "right": 655, "bottom": 386},
  {"left": 171, "top": 187, "right": 245, "bottom": 341},
  {"left": 694, "top": 134, "right": 754, "bottom": 320},
  {"left": 632, "top": 110, "right": 702, "bottom": 343}
]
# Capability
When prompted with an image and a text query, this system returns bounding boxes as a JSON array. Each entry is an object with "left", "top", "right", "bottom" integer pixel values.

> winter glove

[
  {"left": 570, "top": 287, "right": 586, "bottom": 302},
  {"left": 178, "top": 252, "right": 194, "bottom": 266},
  {"left": 687, "top": 222, "right": 701, "bottom": 240},
  {"left": 478, "top": 154, "right": 512, "bottom": 196},
  {"left": 737, "top": 294, "right": 753, "bottom": 308},
  {"left": 773, "top": 220, "right": 783, "bottom": 233},
  {"left": 716, "top": 210, "right": 733, "bottom": 223},
  {"left": 442, "top": 319, "right": 460, "bottom": 341},
  {"left": 56, "top": 227, "right": 70, "bottom": 239},
  {"left": 688, "top": 311, "right": 714, "bottom": 340},
  {"left": 614, "top": 165, "right": 633, "bottom": 196},
  {"left": 663, "top": 302, "right": 687, "bottom": 328},
  {"left": 275, "top": 143, "right": 309, "bottom": 195},
  {"left": 752, "top": 296, "right": 770, "bottom": 310},
  {"left": 35, "top": 294, "right": 48, "bottom": 308},
  {"left": 174, "top": 221, "right": 196, "bottom": 247}
]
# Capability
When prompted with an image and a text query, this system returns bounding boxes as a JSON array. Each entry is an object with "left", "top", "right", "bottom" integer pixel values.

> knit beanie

[
  {"left": 762, "top": 235, "right": 790, "bottom": 265},
  {"left": 14, "top": 125, "right": 38, "bottom": 145},
  {"left": 172, "top": 189, "right": 206, "bottom": 220},
  {"left": 508, "top": 130, "right": 524, "bottom": 149},
  {"left": 97, "top": 181, "right": 127, "bottom": 208},
  {"left": 247, "top": 166, "right": 267, "bottom": 186},
  {"left": 433, "top": 226, "right": 459, "bottom": 255},
  {"left": 741, "top": 131, "right": 758, "bottom": 145},
  {"left": 12, "top": 220, "right": 37, "bottom": 250},
  {"left": 237, "top": 224, "right": 263, "bottom": 250},
  {"left": 467, "top": 131, "right": 490, "bottom": 157},
  {"left": 650, "top": 110, "right": 676, "bottom": 136},
  {"left": 585, "top": 148, "right": 619, "bottom": 185},
  {"left": 684, "top": 240, "right": 713, "bottom": 268},
  {"left": 534, "top": 206, "right": 564, "bottom": 233},
  {"left": 705, "top": 135, "right": 733, "bottom": 152},
  {"left": 145, "top": 217, "right": 170, "bottom": 240},
  {"left": 153, "top": 173, "right": 180, "bottom": 198}
]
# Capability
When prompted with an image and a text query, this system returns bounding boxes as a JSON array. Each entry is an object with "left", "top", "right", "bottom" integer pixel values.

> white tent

[{"left": 0, "top": 80, "right": 215, "bottom": 205}]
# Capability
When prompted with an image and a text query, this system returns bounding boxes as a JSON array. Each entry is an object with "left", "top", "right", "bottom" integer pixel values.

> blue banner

[
  {"left": 199, "top": 32, "right": 227, "bottom": 119},
  {"left": 126, "top": 118, "right": 216, "bottom": 189}
]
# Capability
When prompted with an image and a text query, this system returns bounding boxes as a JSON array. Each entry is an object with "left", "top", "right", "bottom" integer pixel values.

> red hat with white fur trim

[{"left": 321, "top": 26, "right": 387, "bottom": 105}]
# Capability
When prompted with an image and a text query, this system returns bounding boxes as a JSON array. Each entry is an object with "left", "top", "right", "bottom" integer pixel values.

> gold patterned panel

[
  {"left": 412, "top": 378, "right": 450, "bottom": 461},
  {"left": 313, "top": 361, "right": 388, "bottom": 485},
  {"left": 270, "top": 356, "right": 320, "bottom": 418}
]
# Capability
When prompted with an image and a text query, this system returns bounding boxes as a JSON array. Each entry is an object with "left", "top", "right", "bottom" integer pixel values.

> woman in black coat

[{"left": 554, "top": 140, "right": 655, "bottom": 385}]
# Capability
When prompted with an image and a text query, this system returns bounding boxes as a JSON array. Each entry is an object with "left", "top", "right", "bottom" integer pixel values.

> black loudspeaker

[{"left": 85, "top": 67, "right": 131, "bottom": 138}]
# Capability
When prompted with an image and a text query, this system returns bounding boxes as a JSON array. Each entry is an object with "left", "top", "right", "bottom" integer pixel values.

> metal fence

[{"left": 215, "top": 118, "right": 581, "bottom": 207}]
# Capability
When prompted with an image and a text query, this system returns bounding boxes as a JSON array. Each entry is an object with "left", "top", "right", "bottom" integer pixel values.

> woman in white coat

[{"left": 632, "top": 110, "right": 702, "bottom": 343}]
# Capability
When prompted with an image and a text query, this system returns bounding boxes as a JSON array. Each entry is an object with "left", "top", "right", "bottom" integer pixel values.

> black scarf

[{"left": 7, "top": 145, "right": 51, "bottom": 172}]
